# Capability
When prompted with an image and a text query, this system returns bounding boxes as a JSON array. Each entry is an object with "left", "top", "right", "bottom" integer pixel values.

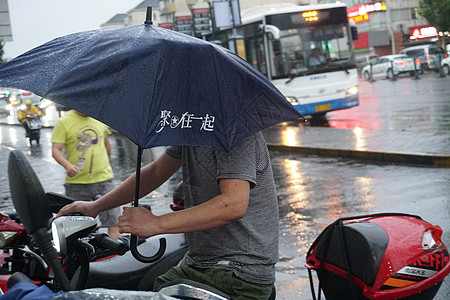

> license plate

[{"left": 315, "top": 104, "right": 331, "bottom": 112}]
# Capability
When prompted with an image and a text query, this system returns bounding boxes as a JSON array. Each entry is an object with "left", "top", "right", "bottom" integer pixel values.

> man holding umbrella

[
  {"left": 56, "top": 131, "right": 278, "bottom": 299},
  {"left": 0, "top": 16, "right": 302, "bottom": 299}
]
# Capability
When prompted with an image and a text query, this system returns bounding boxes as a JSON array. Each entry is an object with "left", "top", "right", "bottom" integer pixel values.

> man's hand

[
  {"left": 55, "top": 201, "right": 98, "bottom": 219},
  {"left": 118, "top": 207, "right": 159, "bottom": 238}
]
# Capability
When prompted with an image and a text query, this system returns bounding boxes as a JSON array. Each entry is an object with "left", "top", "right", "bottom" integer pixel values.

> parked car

[
  {"left": 400, "top": 44, "right": 447, "bottom": 71},
  {"left": 356, "top": 54, "right": 379, "bottom": 75},
  {"left": 0, "top": 90, "right": 11, "bottom": 101},
  {"left": 441, "top": 56, "right": 450, "bottom": 75},
  {"left": 361, "top": 54, "right": 420, "bottom": 80},
  {"left": 15, "top": 90, "right": 43, "bottom": 106},
  {"left": 0, "top": 98, "right": 9, "bottom": 117}
]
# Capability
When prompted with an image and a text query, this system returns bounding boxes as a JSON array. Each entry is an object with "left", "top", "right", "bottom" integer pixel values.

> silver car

[
  {"left": 362, "top": 54, "right": 421, "bottom": 80},
  {"left": 0, "top": 98, "right": 10, "bottom": 117}
]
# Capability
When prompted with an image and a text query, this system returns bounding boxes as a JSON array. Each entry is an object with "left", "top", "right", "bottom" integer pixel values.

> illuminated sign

[
  {"left": 302, "top": 10, "right": 318, "bottom": 22},
  {"left": 349, "top": 13, "right": 369, "bottom": 24},
  {"left": 409, "top": 25, "right": 441, "bottom": 40},
  {"left": 347, "top": 1, "right": 386, "bottom": 23}
]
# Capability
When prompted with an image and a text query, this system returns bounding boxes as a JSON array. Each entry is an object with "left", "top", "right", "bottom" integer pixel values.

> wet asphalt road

[{"left": 0, "top": 72, "right": 449, "bottom": 299}]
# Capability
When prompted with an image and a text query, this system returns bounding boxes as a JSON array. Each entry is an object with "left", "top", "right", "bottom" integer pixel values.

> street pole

[
  {"left": 206, "top": 0, "right": 217, "bottom": 40},
  {"left": 369, "top": 63, "right": 375, "bottom": 82},
  {"left": 390, "top": 60, "right": 397, "bottom": 81},
  {"left": 385, "top": 0, "right": 396, "bottom": 54},
  {"left": 229, "top": 0, "right": 237, "bottom": 54},
  {"left": 438, "top": 54, "right": 446, "bottom": 78},
  {"left": 413, "top": 58, "right": 420, "bottom": 80}
]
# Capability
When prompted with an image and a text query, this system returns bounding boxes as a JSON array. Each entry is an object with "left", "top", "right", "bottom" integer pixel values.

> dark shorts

[
  {"left": 64, "top": 179, "right": 120, "bottom": 227},
  {"left": 153, "top": 255, "right": 274, "bottom": 300}
]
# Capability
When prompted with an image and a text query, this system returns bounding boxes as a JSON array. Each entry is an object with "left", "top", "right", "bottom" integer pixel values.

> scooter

[
  {"left": 2, "top": 150, "right": 232, "bottom": 299},
  {"left": 24, "top": 113, "right": 42, "bottom": 145}
]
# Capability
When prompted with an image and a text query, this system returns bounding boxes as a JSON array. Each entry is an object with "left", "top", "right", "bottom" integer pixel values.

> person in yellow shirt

[
  {"left": 17, "top": 100, "right": 42, "bottom": 137},
  {"left": 51, "top": 110, "right": 121, "bottom": 239}
]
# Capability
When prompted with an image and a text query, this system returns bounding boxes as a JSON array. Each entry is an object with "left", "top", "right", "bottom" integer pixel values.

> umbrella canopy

[{"left": 0, "top": 24, "right": 301, "bottom": 151}]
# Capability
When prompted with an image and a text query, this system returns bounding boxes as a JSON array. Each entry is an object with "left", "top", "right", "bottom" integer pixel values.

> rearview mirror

[{"left": 8, "top": 150, "right": 52, "bottom": 233}]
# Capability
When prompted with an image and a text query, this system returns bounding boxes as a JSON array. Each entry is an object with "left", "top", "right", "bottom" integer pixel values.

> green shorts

[{"left": 153, "top": 255, "right": 274, "bottom": 300}]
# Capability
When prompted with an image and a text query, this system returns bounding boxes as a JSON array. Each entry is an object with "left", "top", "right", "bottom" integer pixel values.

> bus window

[
  {"left": 269, "top": 23, "right": 354, "bottom": 79},
  {"left": 245, "top": 37, "right": 267, "bottom": 76}
]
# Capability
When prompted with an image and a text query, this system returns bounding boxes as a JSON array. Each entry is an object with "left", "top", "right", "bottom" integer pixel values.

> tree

[{"left": 418, "top": 0, "right": 450, "bottom": 48}]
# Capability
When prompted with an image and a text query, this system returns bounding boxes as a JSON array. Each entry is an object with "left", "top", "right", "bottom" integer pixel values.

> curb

[{"left": 267, "top": 144, "right": 450, "bottom": 168}]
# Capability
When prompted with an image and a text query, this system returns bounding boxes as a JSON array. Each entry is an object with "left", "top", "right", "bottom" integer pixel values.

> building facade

[
  {"left": 0, "top": 0, "right": 12, "bottom": 42},
  {"left": 101, "top": 0, "right": 308, "bottom": 38},
  {"left": 101, "top": 0, "right": 449, "bottom": 55},
  {"left": 321, "top": 0, "right": 449, "bottom": 57}
]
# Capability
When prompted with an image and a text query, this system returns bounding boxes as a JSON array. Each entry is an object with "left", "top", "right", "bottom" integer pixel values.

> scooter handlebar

[{"left": 94, "top": 233, "right": 129, "bottom": 256}]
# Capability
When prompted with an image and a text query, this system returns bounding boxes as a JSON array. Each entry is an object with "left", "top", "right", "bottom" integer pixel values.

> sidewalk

[{"left": 262, "top": 126, "right": 450, "bottom": 167}]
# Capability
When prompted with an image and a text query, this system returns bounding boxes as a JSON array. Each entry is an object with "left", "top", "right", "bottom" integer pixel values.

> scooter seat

[{"left": 85, "top": 233, "right": 187, "bottom": 291}]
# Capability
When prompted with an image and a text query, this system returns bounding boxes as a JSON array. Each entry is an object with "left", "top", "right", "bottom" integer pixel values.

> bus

[{"left": 206, "top": 3, "right": 359, "bottom": 119}]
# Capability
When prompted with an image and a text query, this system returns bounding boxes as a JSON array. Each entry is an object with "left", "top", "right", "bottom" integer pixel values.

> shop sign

[
  {"left": 409, "top": 25, "right": 439, "bottom": 41},
  {"left": 347, "top": 1, "right": 386, "bottom": 23}
]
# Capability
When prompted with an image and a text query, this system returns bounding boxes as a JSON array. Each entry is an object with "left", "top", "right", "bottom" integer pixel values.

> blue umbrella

[
  {"left": 0, "top": 8, "right": 301, "bottom": 263},
  {"left": 0, "top": 18, "right": 300, "bottom": 151}
]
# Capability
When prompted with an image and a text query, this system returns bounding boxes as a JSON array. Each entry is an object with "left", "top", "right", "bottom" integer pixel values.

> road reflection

[
  {"left": 280, "top": 127, "right": 301, "bottom": 146},
  {"left": 352, "top": 127, "right": 366, "bottom": 150},
  {"left": 271, "top": 152, "right": 383, "bottom": 285}
]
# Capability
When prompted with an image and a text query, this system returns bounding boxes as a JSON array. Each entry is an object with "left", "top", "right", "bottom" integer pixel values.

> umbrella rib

[
  {"left": 143, "top": 28, "right": 166, "bottom": 147},
  {"left": 209, "top": 45, "right": 228, "bottom": 150}
]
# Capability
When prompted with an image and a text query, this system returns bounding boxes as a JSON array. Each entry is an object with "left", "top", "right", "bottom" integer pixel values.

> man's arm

[
  {"left": 56, "top": 152, "right": 182, "bottom": 219},
  {"left": 117, "top": 178, "right": 250, "bottom": 237},
  {"left": 51, "top": 142, "right": 80, "bottom": 177}
]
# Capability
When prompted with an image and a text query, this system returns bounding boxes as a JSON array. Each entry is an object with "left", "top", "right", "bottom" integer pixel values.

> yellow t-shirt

[{"left": 51, "top": 110, "right": 113, "bottom": 184}]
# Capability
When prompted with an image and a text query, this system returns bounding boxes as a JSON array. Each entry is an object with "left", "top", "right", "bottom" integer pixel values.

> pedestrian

[
  {"left": 17, "top": 99, "right": 42, "bottom": 137},
  {"left": 51, "top": 110, "right": 121, "bottom": 239},
  {"left": 56, "top": 131, "right": 278, "bottom": 299}
]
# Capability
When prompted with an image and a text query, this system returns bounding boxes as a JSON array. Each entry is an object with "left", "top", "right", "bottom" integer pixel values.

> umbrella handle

[
  {"left": 129, "top": 146, "right": 167, "bottom": 262},
  {"left": 130, "top": 234, "right": 167, "bottom": 263}
]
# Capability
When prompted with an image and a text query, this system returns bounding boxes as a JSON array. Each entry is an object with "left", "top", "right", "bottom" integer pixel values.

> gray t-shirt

[{"left": 165, "top": 132, "right": 279, "bottom": 284}]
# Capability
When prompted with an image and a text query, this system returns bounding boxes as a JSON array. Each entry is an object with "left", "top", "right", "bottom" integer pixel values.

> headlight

[
  {"left": 52, "top": 216, "right": 97, "bottom": 253},
  {"left": 346, "top": 86, "right": 358, "bottom": 96},
  {"left": 285, "top": 96, "right": 298, "bottom": 104}
]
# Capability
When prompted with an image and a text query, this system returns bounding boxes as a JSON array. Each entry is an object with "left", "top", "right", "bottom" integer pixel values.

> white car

[
  {"left": 362, "top": 54, "right": 421, "bottom": 80},
  {"left": 441, "top": 56, "right": 450, "bottom": 75}
]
